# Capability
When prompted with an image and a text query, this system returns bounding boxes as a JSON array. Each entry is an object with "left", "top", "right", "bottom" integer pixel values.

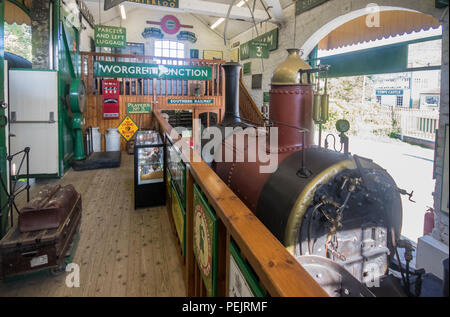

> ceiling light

[
  {"left": 211, "top": 18, "right": 225, "bottom": 30},
  {"left": 119, "top": 4, "right": 126, "bottom": 20},
  {"left": 210, "top": 0, "right": 247, "bottom": 29}
]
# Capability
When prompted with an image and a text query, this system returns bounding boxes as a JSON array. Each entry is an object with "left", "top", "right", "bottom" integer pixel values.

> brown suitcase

[
  {"left": 0, "top": 194, "right": 82, "bottom": 280},
  {"left": 18, "top": 184, "right": 78, "bottom": 233}
]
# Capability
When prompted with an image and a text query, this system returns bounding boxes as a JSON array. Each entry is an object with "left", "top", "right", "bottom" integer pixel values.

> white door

[{"left": 9, "top": 70, "right": 59, "bottom": 176}]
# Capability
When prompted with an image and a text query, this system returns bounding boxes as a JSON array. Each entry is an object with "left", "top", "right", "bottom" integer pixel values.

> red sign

[
  {"left": 102, "top": 79, "right": 120, "bottom": 119},
  {"left": 147, "top": 15, "right": 193, "bottom": 35}
]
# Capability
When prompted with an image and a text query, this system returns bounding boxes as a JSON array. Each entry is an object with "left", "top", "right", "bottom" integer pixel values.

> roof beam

[{"left": 264, "top": 0, "right": 285, "bottom": 21}]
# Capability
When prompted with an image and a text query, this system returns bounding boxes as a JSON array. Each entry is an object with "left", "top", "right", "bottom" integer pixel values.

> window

[
  {"left": 376, "top": 96, "right": 382, "bottom": 104},
  {"left": 113, "top": 42, "right": 145, "bottom": 55},
  {"left": 396, "top": 96, "right": 404, "bottom": 107},
  {"left": 154, "top": 40, "right": 185, "bottom": 65}
]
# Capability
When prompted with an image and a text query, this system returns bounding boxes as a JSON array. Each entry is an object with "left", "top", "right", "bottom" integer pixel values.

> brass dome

[{"left": 271, "top": 48, "right": 312, "bottom": 85}]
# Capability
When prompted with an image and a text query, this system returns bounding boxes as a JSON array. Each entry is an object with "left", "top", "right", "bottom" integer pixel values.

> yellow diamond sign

[{"left": 118, "top": 116, "right": 139, "bottom": 141}]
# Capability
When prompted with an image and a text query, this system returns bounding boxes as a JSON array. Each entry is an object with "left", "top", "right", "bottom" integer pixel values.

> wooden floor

[{"left": 0, "top": 154, "right": 186, "bottom": 297}]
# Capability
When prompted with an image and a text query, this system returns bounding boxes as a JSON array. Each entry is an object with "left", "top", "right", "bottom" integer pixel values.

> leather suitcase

[
  {"left": 0, "top": 193, "right": 82, "bottom": 279},
  {"left": 18, "top": 184, "right": 79, "bottom": 233}
]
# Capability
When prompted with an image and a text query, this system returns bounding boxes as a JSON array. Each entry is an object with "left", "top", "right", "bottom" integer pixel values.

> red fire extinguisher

[{"left": 423, "top": 206, "right": 435, "bottom": 236}]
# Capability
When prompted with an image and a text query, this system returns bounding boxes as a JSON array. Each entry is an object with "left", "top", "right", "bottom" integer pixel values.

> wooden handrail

[
  {"left": 239, "top": 73, "right": 265, "bottom": 126},
  {"left": 153, "top": 111, "right": 328, "bottom": 297}
]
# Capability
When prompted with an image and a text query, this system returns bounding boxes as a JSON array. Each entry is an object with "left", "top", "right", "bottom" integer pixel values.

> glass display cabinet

[{"left": 134, "top": 130, "right": 165, "bottom": 209}]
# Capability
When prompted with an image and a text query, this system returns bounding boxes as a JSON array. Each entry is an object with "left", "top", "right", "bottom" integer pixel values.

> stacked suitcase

[{"left": 0, "top": 184, "right": 82, "bottom": 280}]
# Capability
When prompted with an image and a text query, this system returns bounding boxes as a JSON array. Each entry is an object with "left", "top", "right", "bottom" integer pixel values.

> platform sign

[
  {"left": 117, "top": 116, "right": 139, "bottom": 141},
  {"left": 127, "top": 102, "right": 151, "bottom": 114},
  {"left": 295, "top": 0, "right": 329, "bottom": 15},
  {"left": 171, "top": 182, "right": 186, "bottom": 255},
  {"left": 95, "top": 25, "right": 126, "bottom": 48},
  {"left": 193, "top": 184, "right": 218, "bottom": 297},
  {"left": 240, "top": 28, "right": 278, "bottom": 60},
  {"left": 229, "top": 241, "right": 266, "bottom": 297},
  {"left": 249, "top": 42, "right": 269, "bottom": 59},
  {"left": 94, "top": 61, "right": 212, "bottom": 80},
  {"left": 167, "top": 99, "right": 214, "bottom": 105}
]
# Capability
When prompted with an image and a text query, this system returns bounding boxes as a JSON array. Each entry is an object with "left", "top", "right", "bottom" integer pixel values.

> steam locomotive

[{"left": 201, "top": 49, "right": 423, "bottom": 297}]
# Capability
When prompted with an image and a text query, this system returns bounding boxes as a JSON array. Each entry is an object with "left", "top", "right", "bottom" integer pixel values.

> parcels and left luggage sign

[{"left": 95, "top": 25, "right": 126, "bottom": 48}]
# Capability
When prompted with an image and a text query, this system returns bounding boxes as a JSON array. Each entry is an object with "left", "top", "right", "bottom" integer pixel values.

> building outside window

[
  {"left": 396, "top": 95, "right": 404, "bottom": 107},
  {"left": 154, "top": 40, "right": 185, "bottom": 65}
]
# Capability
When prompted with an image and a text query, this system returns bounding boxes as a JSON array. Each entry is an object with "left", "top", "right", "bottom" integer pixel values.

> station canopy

[
  {"left": 5, "top": 0, "right": 32, "bottom": 25},
  {"left": 318, "top": 10, "right": 441, "bottom": 51}
]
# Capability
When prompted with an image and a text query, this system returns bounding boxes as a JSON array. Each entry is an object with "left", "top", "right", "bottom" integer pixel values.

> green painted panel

[
  {"left": 243, "top": 62, "right": 251, "bottom": 75},
  {"left": 171, "top": 181, "right": 186, "bottom": 256},
  {"left": 94, "top": 25, "right": 126, "bottom": 48},
  {"left": 295, "top": 0, "right": 329, "bottom": 15},
  {"left": 193, "top": 184, "right": 218, "bottom": 297},
  {"left": 240, "top": 28, "right": 278, "bottom": 61},
  {"left": 249, "top": 42, "right": 269, "bottom": 59},
  {"left": 167, "top": 99, "right": 214, "bottom": 105},
  {"left": 319, "top": 44, "right": 408, "bottom": 78},
  {"left": 127, "top": 102, "right": 151, "bottom": 114}
]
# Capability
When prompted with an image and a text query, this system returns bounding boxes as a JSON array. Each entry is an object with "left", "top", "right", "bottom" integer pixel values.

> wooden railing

[
  {"left": 393, "top": 107, "right": 440, "bottom": 141},
  {"left": 153, "top": 111, "right": 327, "bottom": 297},
  {"left": 239, "top": 74, "right": 265, "bottom": 126},
  {"left": 80, "top": 52, "right": 226, "bottom": 151},
  {"left": 80, "top": 52, "right": 225, "bottom": 97}
]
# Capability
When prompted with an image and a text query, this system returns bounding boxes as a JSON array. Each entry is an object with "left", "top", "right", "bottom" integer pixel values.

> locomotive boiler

[{"left": 202, "top": 49, "right": 405, "bottom": 296}]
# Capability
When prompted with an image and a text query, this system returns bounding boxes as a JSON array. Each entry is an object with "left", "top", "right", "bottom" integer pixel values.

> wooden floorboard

[{"left": 0, "top": 154, "right": 186, "bottom": 297}]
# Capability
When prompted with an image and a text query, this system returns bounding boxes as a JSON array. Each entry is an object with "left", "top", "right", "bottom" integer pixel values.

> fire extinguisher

[{"left": 423, "top": 206, "right": 435, "bottom": 236}]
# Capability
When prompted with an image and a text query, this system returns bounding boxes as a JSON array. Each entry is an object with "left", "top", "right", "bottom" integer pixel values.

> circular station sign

[{"left": 161, "top": 15, "right": 181, "bottom": 35}]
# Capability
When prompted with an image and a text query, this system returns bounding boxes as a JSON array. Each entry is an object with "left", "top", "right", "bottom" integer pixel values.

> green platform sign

[
  {"left": 295, "top": 0, "right": 329, "bottom": 15},
  {"left": 127, "top": 102, "right": 152, "bottom": 114},
  {"left": 95, "top": 25, "right": 126, "bottom": 48},
  {"left": 240, "top": 28, "right": 278, "bottom": 60},
  {"left": 128, "top": 0, "right": 179, "bottom": 8},
  {"left": 168, "top": 99, "right": 214, "bottom": 104},
  {"left": 193, "top": 184, "right": 218, "bottom": 297},
  {"left": 249, "top": 42, "right": 269, "bottom": 59},
  {"left": 94, "top": 61, "right": 212, "bottom": 80}
]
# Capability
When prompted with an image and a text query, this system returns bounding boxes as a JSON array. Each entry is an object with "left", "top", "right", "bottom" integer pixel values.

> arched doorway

[{"left": 294, "top": 1, "right": 447, "bottom": 255}]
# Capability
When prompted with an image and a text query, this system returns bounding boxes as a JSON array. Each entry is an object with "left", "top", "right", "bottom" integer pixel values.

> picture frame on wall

[
  {"left": 252, "top": 74, "right": 263, "bottom": 90},
  {"left": 230, "top": 48, "right": 239, "bottom": 62},
  {"left": 203, "top": 50, "right": 223, "bottom": 60}
]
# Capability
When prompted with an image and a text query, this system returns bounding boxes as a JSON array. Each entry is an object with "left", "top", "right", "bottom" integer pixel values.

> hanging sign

[
  {"left": 127, "top": 102, "right": 152, "bottom": 114},
  {"left": 118, "top": 116, "right": 139, "bottom": 141},
  {"left": 295, "top": 0, "right": 329, "bottom": 15},
  {"left": 104, "top": 0, "right": 179, "bottom": 10},
  {"left": 94, "top": 61, "right": 212, "bottom": 80},
  {"left": 147, "top": 15, "right": 193, "bottom": 35},
  {"left": 95, "top": 25, "right": 126, "bottom": 48},
  {"left": 167, "top": 99, "right": 214, "bottom": 105},
  {"left": 249, "top": 42, "right": 269, "bottom": 59},
  {"left": 240, "top": 28, "right": 278, "bottom": 60},
  {"left": 193, "top": 184, "right": 218, "bottom": 297}
]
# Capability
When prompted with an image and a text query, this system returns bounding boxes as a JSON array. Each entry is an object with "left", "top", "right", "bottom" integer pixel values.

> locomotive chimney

[
  {"left": 221, "top": 62, "right": 243, "bottom": 126},
  {"left": 270, "top": 49, "right": 314, "bottom": 149}
]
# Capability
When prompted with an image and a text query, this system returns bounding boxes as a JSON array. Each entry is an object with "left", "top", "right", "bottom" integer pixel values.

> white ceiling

[{"left": 84, "top": 0, "right": 294, "bottom": 40}]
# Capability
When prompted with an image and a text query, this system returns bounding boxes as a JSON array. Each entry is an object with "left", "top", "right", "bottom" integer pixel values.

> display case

[
  {"left": 134, "top": 130, "right": 165, "bottom": 209},
  {"left": 166, "top": 137, "right": 187, "bottom": 208}
]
